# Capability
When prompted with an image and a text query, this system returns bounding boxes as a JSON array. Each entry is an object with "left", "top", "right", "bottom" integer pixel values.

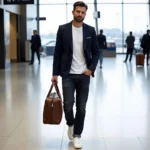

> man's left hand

[{"left": 82, "top": 69, "right": 92, "bottom": 76}]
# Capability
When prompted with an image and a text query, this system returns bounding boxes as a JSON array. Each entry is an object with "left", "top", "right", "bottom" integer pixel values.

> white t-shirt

[{"left": 69, "top": 25, "right": 87, "bottom": 74}]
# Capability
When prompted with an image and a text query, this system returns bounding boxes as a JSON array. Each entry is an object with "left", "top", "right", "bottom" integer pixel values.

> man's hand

[
  {"left": 51, "top": 76, "right": 58, "bottom": 84},
  {"left": 82, "top": 69, "right": 92, "bottom": 76}
]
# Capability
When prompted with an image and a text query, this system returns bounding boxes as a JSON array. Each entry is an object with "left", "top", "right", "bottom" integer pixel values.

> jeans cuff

[
  {"left": 68, "top": 125, "right": 74, "bottom": 127},
  {"left": 74, "top": 134, "right": 81, "bottom": 138},
  {"left": 67, "top": 123, "right": 74, "bottom": 127}
]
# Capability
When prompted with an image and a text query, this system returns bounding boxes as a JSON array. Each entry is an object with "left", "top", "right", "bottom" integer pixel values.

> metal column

[
  {"left": 94, "top": 0, "right": 98, "bottom": 34},
  {"left": 37, "top": 0, "right": 40, "bottom": 33},
  {"left": 149, "top": 0, "right": 150, "bottom": 28}
]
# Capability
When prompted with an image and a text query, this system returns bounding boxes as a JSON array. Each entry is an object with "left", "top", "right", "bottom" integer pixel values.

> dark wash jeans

[
  {"left": 31, "top": 48, "right": 40, "bottom": 64},
  {"left": 62, "top": 74, "right": 90, "bottom": 138},
  {"left": 124, "top": 48, "right": 134, "bottom": 62}
]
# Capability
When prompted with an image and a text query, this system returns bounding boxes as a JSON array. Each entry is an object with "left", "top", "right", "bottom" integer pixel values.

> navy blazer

[
  {"left": 30, "top": 34, "right": 41, "bottom": 50},
  {"left": 53, "top": 21, "right": 100, "bottom": 77}
]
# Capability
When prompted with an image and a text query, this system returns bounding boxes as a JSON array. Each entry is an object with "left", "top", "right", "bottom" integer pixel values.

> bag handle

[
  {"left": 47, "top": 83, "right": 62, "bottom": 99},
  {"left": 54, "top": 83, "right": 62, "bottom": 99}
]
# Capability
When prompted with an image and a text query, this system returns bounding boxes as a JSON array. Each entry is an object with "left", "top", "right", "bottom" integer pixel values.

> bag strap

[
  {"left": 47, "top": 83, "right": 62, "bottom": 99},
  {"left": 46, "top": 84, "right": 53, "bottom": 98},
  {"left": 54, "top": 83, "right": 62, "bottom": 99}
]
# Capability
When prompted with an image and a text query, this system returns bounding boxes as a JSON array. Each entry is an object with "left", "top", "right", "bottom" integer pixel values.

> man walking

[
  {"left": 141, "top": 30, "right": 150, "bottom": 65},
  {"left": 51, "top": 1, "right": 100, "bottom": 149},
  {"left": 29, "top": 30, "right": 41, "bottom": 65},
  {"left": 124, "top": 31, "right": 135, "bottom": 62},
  {"left": 97, "top": 29, "right": 107, "bottom": 68}
]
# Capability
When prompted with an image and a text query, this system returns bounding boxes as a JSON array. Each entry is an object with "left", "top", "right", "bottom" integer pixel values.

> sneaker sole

[{"left": 74, "top": 146, "right": 82, "bottom": 149}]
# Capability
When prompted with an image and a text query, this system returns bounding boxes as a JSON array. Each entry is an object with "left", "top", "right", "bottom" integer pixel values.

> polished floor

[{"left": 0, "top": 55, "right": 150, "bottom": 150}]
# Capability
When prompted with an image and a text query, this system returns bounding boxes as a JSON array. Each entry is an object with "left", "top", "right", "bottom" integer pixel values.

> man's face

[
  {"left": 72, "top": 6, "right": 87, "bottom": 23},
  {"left": 33, "top": 31, "right": 37, "bottom": 35}
]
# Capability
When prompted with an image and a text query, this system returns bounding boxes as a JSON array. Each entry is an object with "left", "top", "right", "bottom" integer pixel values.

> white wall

[
  {"left": 0, "top": 0, "right": 21, "bottom": 15},
  {"left": 4, "top": 11, "right": 10, "bottom": 65}
]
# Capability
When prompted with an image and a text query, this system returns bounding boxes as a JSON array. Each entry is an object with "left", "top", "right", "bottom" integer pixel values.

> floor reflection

[{"left": 0, "top": 56, "right": 150, "bottom": 150}]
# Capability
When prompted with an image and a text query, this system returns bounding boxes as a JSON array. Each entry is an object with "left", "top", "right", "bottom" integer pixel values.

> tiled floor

[{"left": 0, "top": 55, "right": 150, "bottom": 150}]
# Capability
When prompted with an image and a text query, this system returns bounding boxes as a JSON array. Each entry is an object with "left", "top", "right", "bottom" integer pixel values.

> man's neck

[{"left": 72, "top": 20, "right": 83, "bottom": 28}]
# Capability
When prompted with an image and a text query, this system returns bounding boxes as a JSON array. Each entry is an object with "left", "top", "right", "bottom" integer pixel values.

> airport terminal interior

[{"left": 0, "top": 0, "right": 150, "bottom": 150}]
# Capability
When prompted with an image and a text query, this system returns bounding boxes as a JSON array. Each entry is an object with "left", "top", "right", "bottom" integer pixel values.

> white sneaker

[
  {"left": 68, "top": 126, "right": 74, "bottom": 140},
  {"left": 73, "top": 137, "right": 82, "bottom": 149}
]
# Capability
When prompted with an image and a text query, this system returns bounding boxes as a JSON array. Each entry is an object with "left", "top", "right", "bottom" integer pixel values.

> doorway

[{"left": 10, "top": 12, "right": 17, "bottom": 62}]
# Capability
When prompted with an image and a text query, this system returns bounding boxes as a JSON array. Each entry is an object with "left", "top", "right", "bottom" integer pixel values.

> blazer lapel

[
  {"left": 83, "top": 23, "right": 86, "bottom": 50},
  {"left": 67, "top": 22, "right": 73, "bottom": 51}
]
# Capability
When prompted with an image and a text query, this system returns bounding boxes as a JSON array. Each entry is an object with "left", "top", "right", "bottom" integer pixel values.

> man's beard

[{"left": 74, "top": 16, "right": 84, "bottom": 23}]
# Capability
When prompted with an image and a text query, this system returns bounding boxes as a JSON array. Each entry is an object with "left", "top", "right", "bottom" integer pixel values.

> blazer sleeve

[
  {"left": 104, "top": 35, "right": 107, "bottom": 49},
  {"left": 38, "top": 35, "right": 41, "bottom": 47},
  {"left": 133, "top": 36, "right": 135, "bottom": 42},
  {"left": 52, "top": 26, "right": 63, "bottom": 76},
  {"left": 88, "top": 27, "right": 100, "bottom": 72}
]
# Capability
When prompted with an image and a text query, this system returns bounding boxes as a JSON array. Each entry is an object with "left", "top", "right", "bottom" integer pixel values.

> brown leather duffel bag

[{"left": 43, "top": 83, "right": 63, "bottom": 125}]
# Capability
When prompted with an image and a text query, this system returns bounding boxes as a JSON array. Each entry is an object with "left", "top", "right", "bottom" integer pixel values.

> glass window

[
  {"left": 40, "top": 0, "right": 66, "bottom": 4},
  {"left": 39, "top": 2, "right": 150, "bottom": 54},
  {"left": 67, "top": 0, "right": 94, "bottom": 3},
  {"left": 123, "top": 0, "right": 148, "bottom": 3},
  {"left": 97, "top": 4, "right": 123, "bottom": 53},
  {"left": 123, "top": 4, "right": 149, "bottom": 52},
  {"left": 97, "top": 0, "right": 122, "bottom": 3},
  {"left": 39, "top": 5, "right": 66, "bottom": 44},
  {"left": 67, "top": 4, "right": 95, "bottom": 27}
]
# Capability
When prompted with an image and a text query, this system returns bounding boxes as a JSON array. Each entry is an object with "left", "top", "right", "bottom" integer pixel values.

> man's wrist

[
  {"left": 53, "top": 75, "right": 58, "bottom": 77},
  {"left": 87, "top": 69, "right": 92, "bottom": 72}
]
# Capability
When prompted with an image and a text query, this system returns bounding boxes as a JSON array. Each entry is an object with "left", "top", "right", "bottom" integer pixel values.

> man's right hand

[{"left": 51, "top": 76, "right": 58, "bottom": 84}]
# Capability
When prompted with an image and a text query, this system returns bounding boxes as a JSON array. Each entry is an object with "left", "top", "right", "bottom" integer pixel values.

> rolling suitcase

[
  {"left": 136, "top": 53, "right": 144, "bottom": 66},
  {"left": 43, "top": 83, "right": 63, "bottom": 125}
]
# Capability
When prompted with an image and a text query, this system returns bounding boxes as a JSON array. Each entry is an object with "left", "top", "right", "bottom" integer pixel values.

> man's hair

[
  {"left": 100, "top": 29, "right": 103, "bottom": 34},
  {"left": 147, "top": 29, "right": 150, "bottom": 33},
  {"left": 73, "top": 1, "right": 88, "bottom": 11},
  {"left": 33, "top": 30, "right": 37, "bottom": 32},
  {"left": 130, "top": 31, "right": 132, "bottom": 34}
]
